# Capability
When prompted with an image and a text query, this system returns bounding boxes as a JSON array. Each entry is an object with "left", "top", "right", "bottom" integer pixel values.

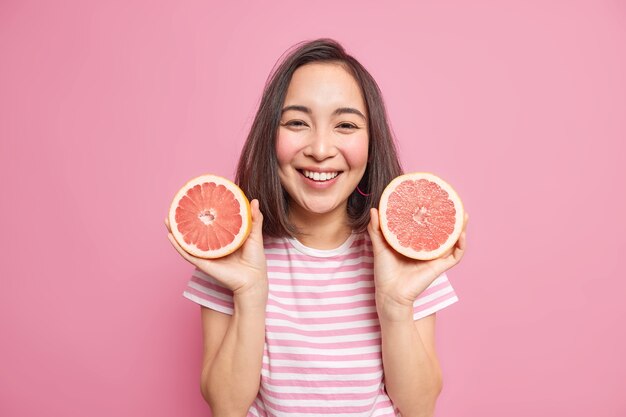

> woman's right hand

[{"left": 165, "top": 199, "right": 268, "bottom": 298}]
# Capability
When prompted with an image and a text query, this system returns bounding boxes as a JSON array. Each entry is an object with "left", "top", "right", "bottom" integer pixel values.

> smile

[{"left": 300, "top": 170, "right": 340, "bottom": 182}]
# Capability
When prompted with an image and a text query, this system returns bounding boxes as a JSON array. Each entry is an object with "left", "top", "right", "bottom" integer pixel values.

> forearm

[
  {"left": 378, "top": 300, "right": 442, "bottom": 417},
  {"left": 204, "top": 288, "right": 268, "bottom": 416}
]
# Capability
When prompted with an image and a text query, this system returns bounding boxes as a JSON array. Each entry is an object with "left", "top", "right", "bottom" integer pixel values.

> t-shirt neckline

[{"left": 286, "top": 233, "right": 357, "bottom": 258}]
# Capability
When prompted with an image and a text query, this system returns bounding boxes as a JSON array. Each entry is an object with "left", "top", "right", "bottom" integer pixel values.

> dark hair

[{"left": 235, "top": 38, "right": 403, "bottom": 237}]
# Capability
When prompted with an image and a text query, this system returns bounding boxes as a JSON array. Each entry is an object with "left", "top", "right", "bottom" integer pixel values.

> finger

[
  {"left": 367, "top": 208, "right": 387, "bottom": 252},
  {"left": 426, "top": 255, "right": 458, "bottom": 278},
  {"left": 447, "top": 229, "right": 467, "bottom": 262},
  {"left": 167, "top": 233, "right": 201, "bottom": 267},
  {"left": 249, "top": 199, "right": 264, "bottom": 240},
  {"left": 456, "top": 213, "right": 468, "bottom": 253},
  {"left": 457, "top": 229, "right": 467, "bottom": 251},
  {"left": 366, "top": 208, "right": 377, "bottom": 233}
]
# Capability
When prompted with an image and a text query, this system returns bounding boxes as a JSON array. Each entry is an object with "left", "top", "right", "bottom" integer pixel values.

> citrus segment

[
  {"left": 379, "top": 173, "right": 464, "bottom": 260},
  {"left": 168, "top": 174, "right": 251, "bottom": 259}
]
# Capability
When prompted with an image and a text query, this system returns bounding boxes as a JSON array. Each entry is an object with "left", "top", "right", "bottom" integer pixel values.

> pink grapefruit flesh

[
  {"left": 168, "top": 174, "right": 251, "bottom": 259},
  {"left": 379, "top": 173, "right": 464, "bottom": 260}
]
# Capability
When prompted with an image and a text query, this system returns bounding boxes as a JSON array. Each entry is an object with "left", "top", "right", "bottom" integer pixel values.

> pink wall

[{"left": 1, "top": 0, "right": 625, "bottom": 415}]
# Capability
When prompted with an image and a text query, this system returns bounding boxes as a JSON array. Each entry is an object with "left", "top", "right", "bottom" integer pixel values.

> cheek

[
  {"left": 341, "top": 133, "right": 369, "bottom": 168},
  {"left": 275, "top": 131, "right": 298, "bottom": 166}
]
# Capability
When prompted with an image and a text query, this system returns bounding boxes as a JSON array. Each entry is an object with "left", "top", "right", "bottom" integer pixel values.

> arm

[
  {"left": 166, "top": 199, "right": 268, "bottom": 416},
  {"left": 200, "top": 286, "right": 267, "bottom": 417},
  {"left": 377, "top": 306, "right": 442, "bottom": 417},
  {"left": 367, "top": 208, "right": 468, "bottom": 417}
]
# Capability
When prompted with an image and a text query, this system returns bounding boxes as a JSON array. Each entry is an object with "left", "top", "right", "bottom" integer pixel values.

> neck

[{"left": 288, "top": 204, "right": 353, "bottom": 250}]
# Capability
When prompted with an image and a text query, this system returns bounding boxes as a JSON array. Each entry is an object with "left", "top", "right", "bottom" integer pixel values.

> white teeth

[{"left": 302, "top": 170, "right": 338, "bottom": 181}]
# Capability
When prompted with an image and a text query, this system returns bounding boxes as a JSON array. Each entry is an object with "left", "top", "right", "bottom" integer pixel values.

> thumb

[
  {"left": 249, "top": 199, "right": 264, "bottom": 240},
  {"left": 367, "top": 208, "right": 386, "bottom": 252}
]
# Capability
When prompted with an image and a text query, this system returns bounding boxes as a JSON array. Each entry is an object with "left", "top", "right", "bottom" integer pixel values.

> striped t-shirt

[{"left": 183, "top": 232, "right": 459, "bottom": 417}]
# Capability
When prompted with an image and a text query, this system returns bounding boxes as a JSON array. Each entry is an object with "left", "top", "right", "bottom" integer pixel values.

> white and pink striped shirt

[{"left": 183, "top": 232, "right": 459, "bottom": 416}]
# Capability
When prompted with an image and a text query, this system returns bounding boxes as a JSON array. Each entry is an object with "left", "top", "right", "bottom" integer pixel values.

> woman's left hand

[{"left": 367, "top": 208, "right": 469, "bottom": 319}]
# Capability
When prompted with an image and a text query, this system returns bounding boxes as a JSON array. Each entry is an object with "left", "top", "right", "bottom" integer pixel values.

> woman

[{"left": 167, "top": 38, "right": 468, "bottom": 417}]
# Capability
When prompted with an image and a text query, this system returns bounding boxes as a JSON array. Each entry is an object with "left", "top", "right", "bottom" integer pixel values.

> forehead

[{"left": 284, "top": 62, "right": 366, "bottom": 112}]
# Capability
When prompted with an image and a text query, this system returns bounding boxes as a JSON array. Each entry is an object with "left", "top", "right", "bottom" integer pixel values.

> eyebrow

[{"left": 281, "top": 105, "right": 367, "bottom": 121}]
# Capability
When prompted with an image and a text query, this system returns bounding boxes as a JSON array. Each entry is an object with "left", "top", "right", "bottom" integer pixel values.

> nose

[{"left": 303, "top": 129, "right": 338, "bottom": 161}]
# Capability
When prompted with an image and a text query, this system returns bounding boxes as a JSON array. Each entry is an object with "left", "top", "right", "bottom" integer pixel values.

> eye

[
  {"left": 281, "top": 120, "right": 309, "bottom": 128},
  {"left": 336, "top": 122, "right": 359, "bottom": 131}
]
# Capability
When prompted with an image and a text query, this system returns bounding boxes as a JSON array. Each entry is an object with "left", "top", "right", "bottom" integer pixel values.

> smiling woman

[
  {"left": 275, "top": 62, "right": 370, "bottom": 242},
  {"left": 167, "top": 38, "right": 467, "bottom": 417},
  {"left": 235, "top": 40, "right": 404, "bottom": 239}
]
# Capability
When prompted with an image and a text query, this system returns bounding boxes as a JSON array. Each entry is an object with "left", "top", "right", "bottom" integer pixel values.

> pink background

[{"left": 1, "top": 1, "right": 625, "bottom": 415}]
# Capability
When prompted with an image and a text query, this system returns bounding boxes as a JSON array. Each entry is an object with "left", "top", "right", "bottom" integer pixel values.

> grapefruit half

[
  {"left": 168, "top": 174, "right": 251, "bottom": 259},
  {"left": 379, "top": 172, "right": 464, "bottom": 260}
]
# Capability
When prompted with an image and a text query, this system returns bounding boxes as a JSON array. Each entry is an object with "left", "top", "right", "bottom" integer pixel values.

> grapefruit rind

[
  {"left": 379, "top": 172, "right": 464, "bottom": 261},
  {"left": 168, "top": 174, "right": 252, "bottom": 259}
]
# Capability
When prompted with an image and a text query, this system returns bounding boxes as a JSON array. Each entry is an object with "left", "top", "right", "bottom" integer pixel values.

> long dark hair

[{"left": 235, "top": 38, "right": 403, "bottom": 237}]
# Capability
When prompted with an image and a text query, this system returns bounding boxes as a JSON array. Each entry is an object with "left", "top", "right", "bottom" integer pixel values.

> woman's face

[{"left": 276, "top": 62, "right": 369, "bottom": 220}]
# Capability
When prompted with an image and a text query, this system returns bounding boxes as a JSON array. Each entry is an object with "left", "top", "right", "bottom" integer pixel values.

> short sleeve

[
  {"left": 413, "top": 272, "right": 459, "bottom": 320},
  {"left": 182, "top": 268, "right": 234, "bottom": 315}
]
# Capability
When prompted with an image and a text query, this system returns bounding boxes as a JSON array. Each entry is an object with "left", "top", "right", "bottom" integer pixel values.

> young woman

[{"left": 166, "top": 38, "right": 468, "bottom": 417}]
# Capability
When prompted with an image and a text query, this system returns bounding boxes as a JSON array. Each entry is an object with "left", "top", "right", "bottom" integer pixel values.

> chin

[{"left": 299, "top": 200, "right": 343, "bottom": 216}]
